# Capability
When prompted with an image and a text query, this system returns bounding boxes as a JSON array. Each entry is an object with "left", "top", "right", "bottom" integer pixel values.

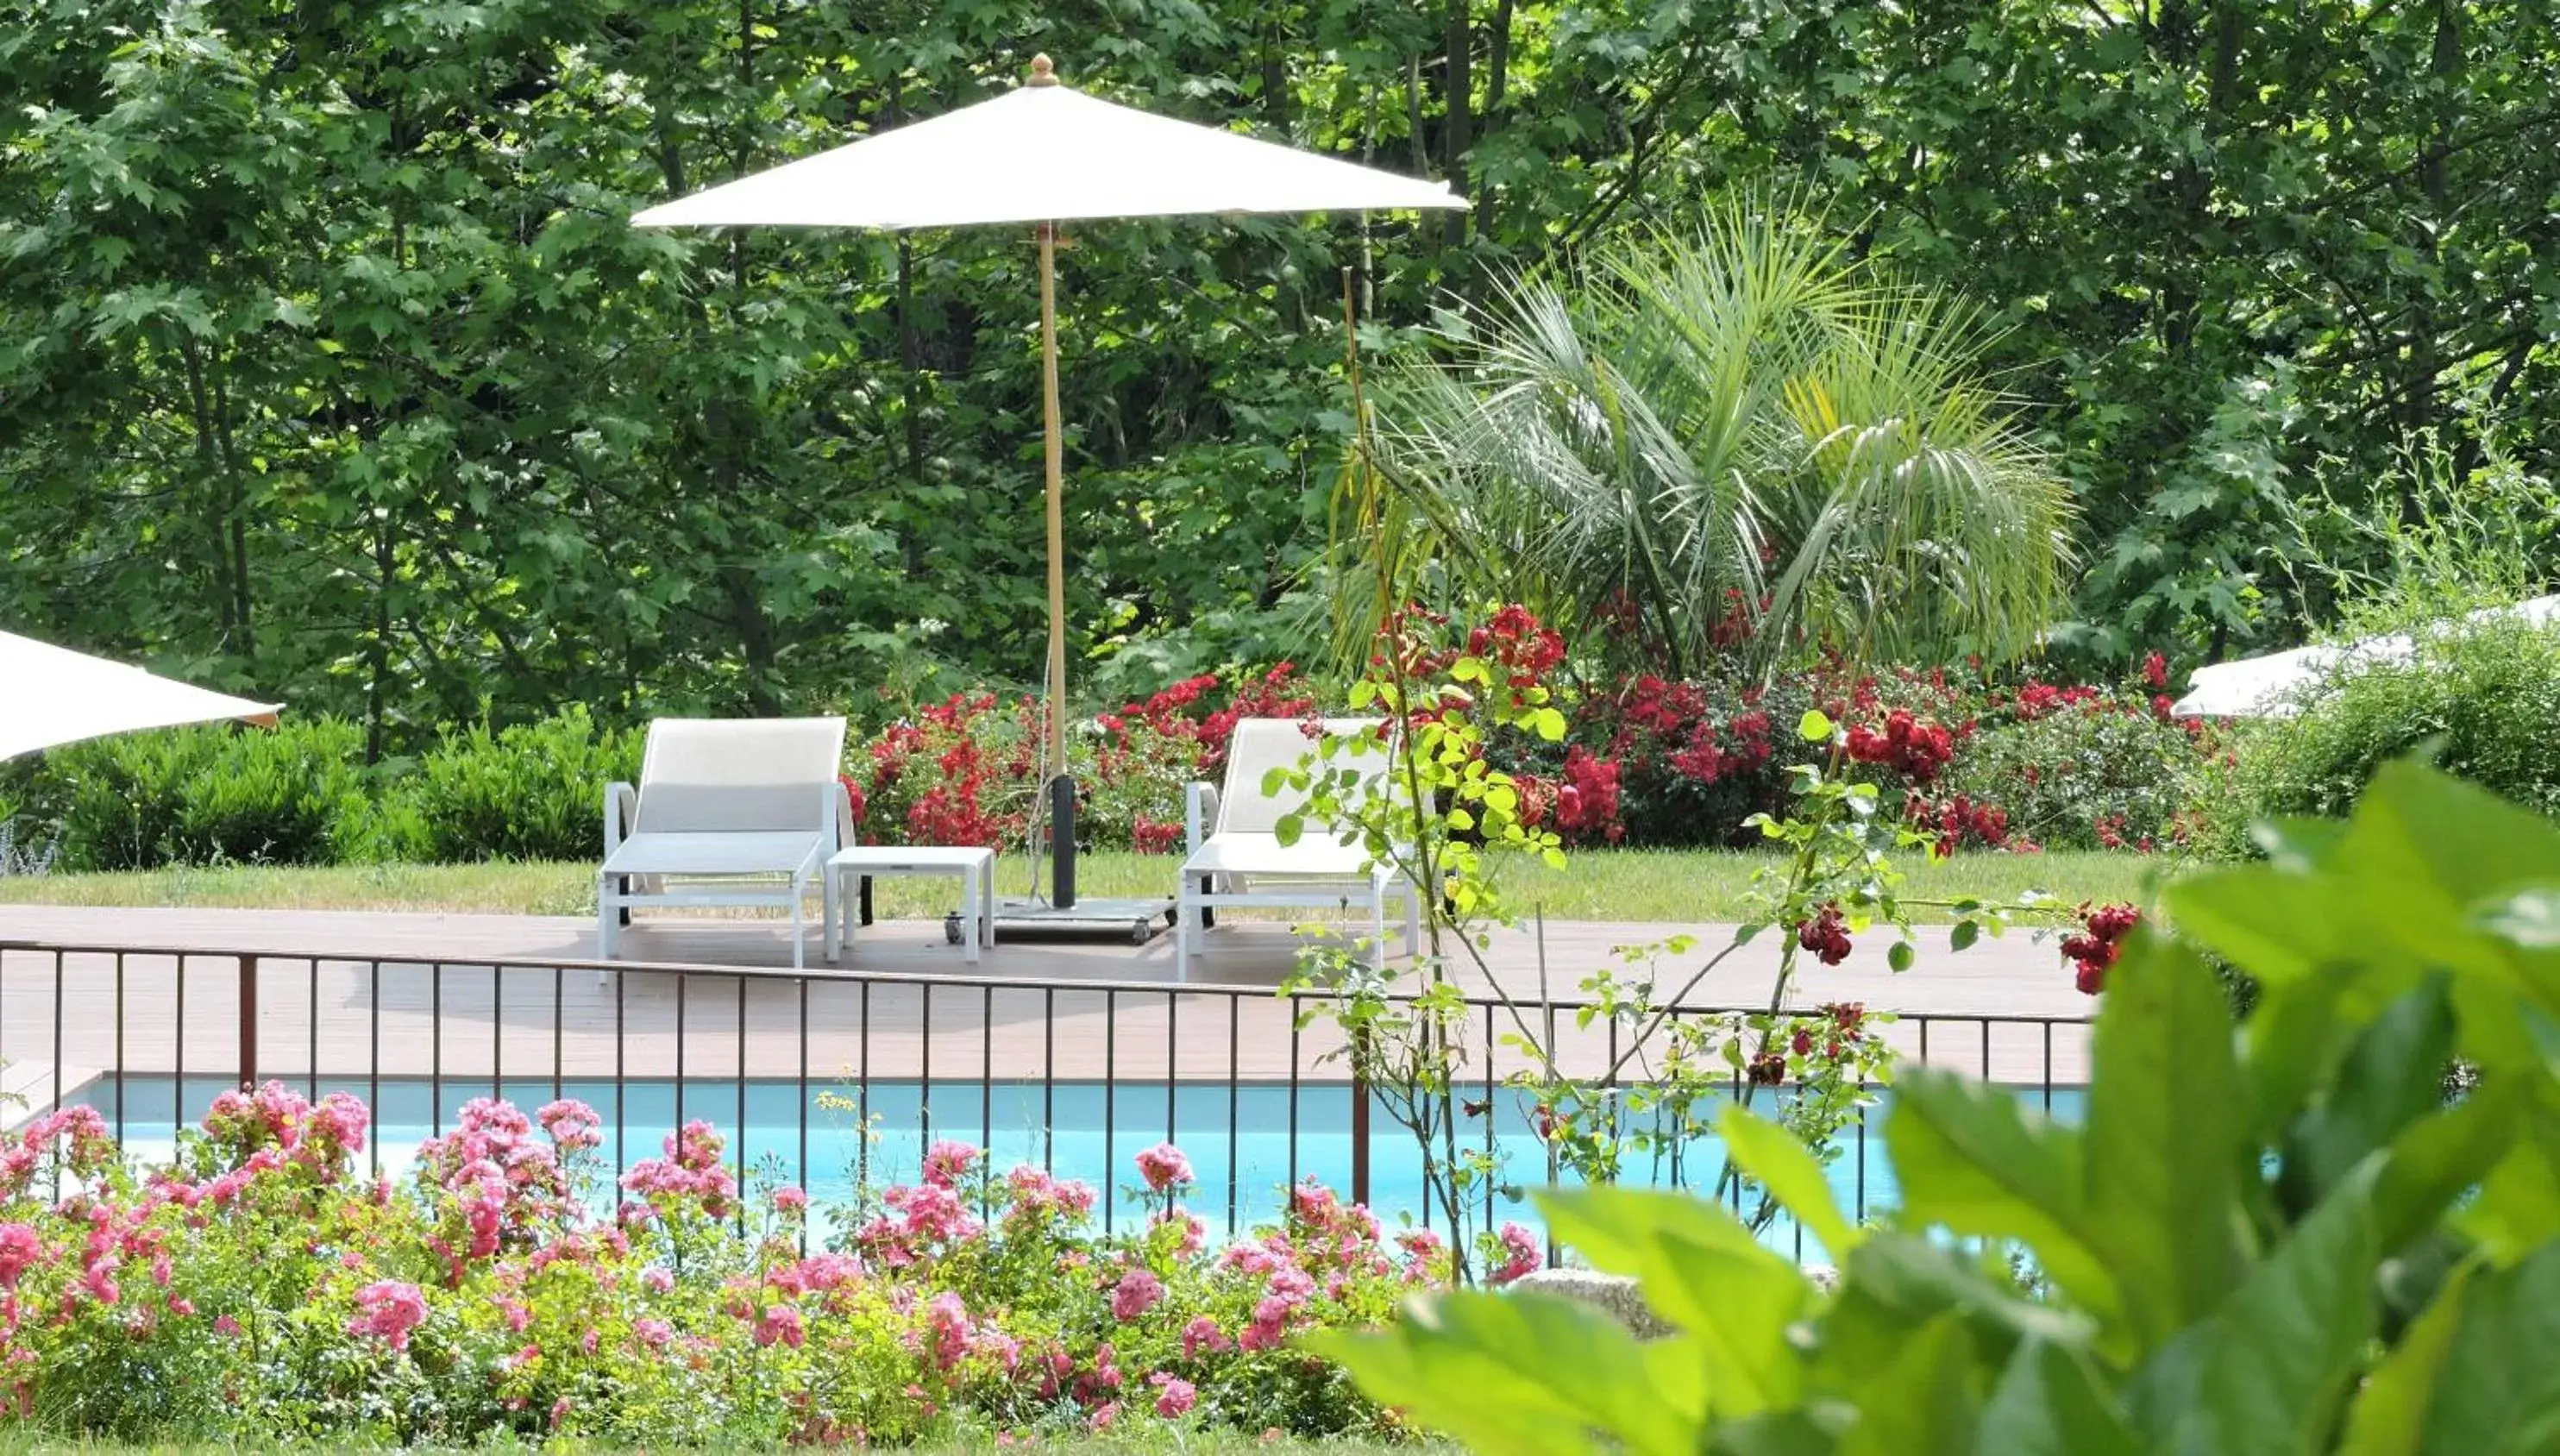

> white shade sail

[
  {"left": 631, "top": 79, "right": 1468, "bottom": 230},
  {"left": 0, "top": 631, "right": 279, "bottom": 759},
  {"left": 2172, "top": 594, "right": 2560, "bottom": 719}
]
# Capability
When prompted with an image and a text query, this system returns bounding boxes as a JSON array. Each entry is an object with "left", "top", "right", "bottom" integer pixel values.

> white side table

[{"left": 825, "top": 846, "right": 997, "bottom": 963}]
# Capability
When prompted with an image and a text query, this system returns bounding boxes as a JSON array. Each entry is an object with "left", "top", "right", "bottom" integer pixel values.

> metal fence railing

[{"left": 0, "top": 939, "right": 2090, "bottom": 1244}]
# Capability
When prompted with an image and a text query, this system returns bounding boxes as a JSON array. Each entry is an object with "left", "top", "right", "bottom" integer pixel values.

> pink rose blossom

[
  {"left": 1134, "top": 1142, "right": 1193, "bottom": 1194},
  {"left": 1152, "top": 1373, "right": 1198, "bottom": 1419},
  {"left": 349, "top": 1281, "right": 428, "bottom": 1351},
  {"left": 1110, "top": 1267, "right": 1164, "bottom": 1321},
  {"left": 921, "top": 1140, "right": 980, "bottom": 1188}
]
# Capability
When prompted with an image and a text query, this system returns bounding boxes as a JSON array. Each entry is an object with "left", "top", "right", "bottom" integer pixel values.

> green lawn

[{"left": 0, "top": 847, "right": 2184, "bottom": 923}]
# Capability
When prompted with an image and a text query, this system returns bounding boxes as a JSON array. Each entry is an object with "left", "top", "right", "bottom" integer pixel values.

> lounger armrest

[
  {"left": 1185, "top": 781, "right": 1220, "bottom": 857},
  {"left": 604, "top": 781, "right": 638, "bottom": 860},
  {"left": 825, "top": 779, "right": 856, "bottom": 852}
]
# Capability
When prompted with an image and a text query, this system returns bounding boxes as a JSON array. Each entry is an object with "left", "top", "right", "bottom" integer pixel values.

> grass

[{"left": 0, "top": 847, "right": 2187, "bottom": 923}]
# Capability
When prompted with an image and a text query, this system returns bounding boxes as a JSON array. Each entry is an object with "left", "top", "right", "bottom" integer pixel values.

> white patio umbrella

[
  {"left": 0, "top": 631, "right": 279, "bottom": 759},
  {"left": 2173, "top": 593, "right": 2560, "bottom": 719},
  {"left": 633, "top": 55, "right": 1465, "bottom": 909}
]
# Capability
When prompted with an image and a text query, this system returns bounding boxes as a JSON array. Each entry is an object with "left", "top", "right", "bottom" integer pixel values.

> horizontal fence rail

[{"left": 0, "top": 939, "right": 2091, "bottom": 1254}]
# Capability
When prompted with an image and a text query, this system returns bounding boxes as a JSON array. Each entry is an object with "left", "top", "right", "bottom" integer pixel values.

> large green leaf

[
  {"left": 2373, "top": 1079, "right": 2522, "bottom": 1253},
  {"left": 2081, "top": 938, "right": 2249, "bottom": 1350},
  {"left": 1722, "top": 1101, "right": 1860, "bottom": 1259},
  {"left": 1814, "top": 1234, "right": 2093, "bottom": 1388},
  {"left": 1975, "top": 1337, "right": 2148, "bottom": 1456},
  {"left": 2337, "top": 1241, "right": 2560, "bottom": 1456},
  {"left": 2127, "top": 1163, "right": 2381, "bottom": 1456},
  {"left": 2281, "top": 977, "right": 2456, "bottom": 1217},
  {"left": 1835, "top": 1313, "right": 1979, "bottom": 1456},
  {"left": 1539, "top": 1187, "right": 1810, "bottom": 1415},
  {"left": 1885, "top": 1069, "right": 2121, "bottom": 1334},
  {"left": 1308, "top": 1290, "right": 1699, "bottom": 1456}
]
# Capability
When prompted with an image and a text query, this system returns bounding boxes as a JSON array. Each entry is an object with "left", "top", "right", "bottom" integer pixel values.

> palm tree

[{"left": 1336, "top": 201, "right": 2074, "bottom": 675}]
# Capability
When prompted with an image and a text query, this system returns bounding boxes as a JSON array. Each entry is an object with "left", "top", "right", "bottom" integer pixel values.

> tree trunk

[
  {"left": 1440, "top": 0, "right": 1473, "bottom": 250},
  {"left": 1473, "top": 0, "right": 1514, "bottom": 239}
]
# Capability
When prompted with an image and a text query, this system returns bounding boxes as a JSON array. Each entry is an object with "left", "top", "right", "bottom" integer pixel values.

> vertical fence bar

[
  {"left": 675, "top": 973, "right": 687, "bottom": 1139},
  {"left": 1348, "top": 1076, "right": 1370, "bottom": 1209},
  {"left": 493, "top": 964, "right": 504, "bottom": 1101},
  {"left": 797, "top": 976, "right": 810, "bottom": 1213},
  {"left": 1102, "top": 990, "right": 1117, "bottom": 1234},
  {"left": 430, "top": 963, "right": 444, "bottom": 1135},
  {"left": 982, "top": 985, "right": 996, "bottom": 1178},
  {"left": 175, "top": 956, "right": 186, "bottom": 1120},
  {"left": 551, "top": 966, "right": 564, "bottom": 1104},
  {"left": 920, "top": 984, "right": 936, "bottom": 1140},
  {"left": 51, "top": 951, "right": 66, "bottom": 1118},
  {"left": 735, "top": 976, "right": 748, "bottom": 1208},
  {"left": 1980, "top": 1018, "right": 1992, "bottom": 1083},
  {"left": 234, "top": 953, "right": 258, "bottom": 1092},
  {"left": 856, "top": 980, "right": 871, "bottom": 1191},
  {"left": 1164, "top": 990, "right": 1178, "bottom": 1152},
  {"left": 612, "top": 970, "right": 627, "bottom": 1190},
  {"left": 2042, "top": 1021, "right": 2055, "bottom": 1112},
  {"left": 1226, "top": 995, "right": 1240, "bottom": 1235},
  {"left": 1481, "top": 1001, "right": 1496, "bottom": 1228},
  {"left": 308, "top": 958, "right": 320, "bottom": 1099},
  {"left": 367, "top": 961, "right": 381, "bottom": 1180},
  {"left": 1287, "top": 995, "right": 1302, "bottom": 1208},
  {"left": 112, "top": 953, "right": 126, "bottom": 1144},
  {"left": 1040, "top": 987, "right": 1054, "bottom": 1173}
]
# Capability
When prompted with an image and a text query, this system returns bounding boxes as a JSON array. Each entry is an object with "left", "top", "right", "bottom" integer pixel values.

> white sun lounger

[
  {"left": 599, "top": 717, "right": 852, "bottom": 970},
  {"left": 1176, "top": 717, "right": 1418, "bottom": 979}
]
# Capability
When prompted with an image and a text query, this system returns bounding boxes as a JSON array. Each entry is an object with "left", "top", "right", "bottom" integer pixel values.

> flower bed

[{"left": 0, "top": 1084, "right": 1452, "bottom": 1446}]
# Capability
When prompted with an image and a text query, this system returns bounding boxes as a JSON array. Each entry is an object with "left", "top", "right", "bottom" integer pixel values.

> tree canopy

[{"left": 4, "top": 0, "right": 2555, "bottom": 750}]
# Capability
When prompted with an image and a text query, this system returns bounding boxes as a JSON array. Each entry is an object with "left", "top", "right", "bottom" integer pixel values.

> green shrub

[
  {"left": 1323, "top": 759, "right": 2560, "bottom": 1449},
  {"left": 40, "top": 720, "right": 368, "bottom": 870},
  {"left": 398, "top": 707, "right": 642, "bottom": 863},
  {"left": 2209, "top": 617, "right": 2560, "bottom": 851},
  {"left": 1937, "top": 701, "right": 2210, "bottom": 850}
]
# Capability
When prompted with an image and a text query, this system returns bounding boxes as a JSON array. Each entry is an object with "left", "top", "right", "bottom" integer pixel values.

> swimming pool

[{"left": 63, "top": 1075, "right": 2087, "bottom": 1262}]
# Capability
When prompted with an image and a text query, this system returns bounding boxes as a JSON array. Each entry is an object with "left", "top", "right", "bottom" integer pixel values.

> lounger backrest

[
  {"left": 1217, "top": 718, "right": 1390, "bottom": 835},
  {"left": 633, "top": 717, "right": 847, "bottom": 835}
]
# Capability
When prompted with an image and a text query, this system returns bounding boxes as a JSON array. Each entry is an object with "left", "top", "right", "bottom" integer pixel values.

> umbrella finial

[{"left": 1027, "top": 53, "right": 1059, "bottom": 86}]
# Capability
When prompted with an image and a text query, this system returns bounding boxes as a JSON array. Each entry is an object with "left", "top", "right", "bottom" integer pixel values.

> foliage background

[{"left": 5, "top": 0, "right": 2558, "bottom": 750}]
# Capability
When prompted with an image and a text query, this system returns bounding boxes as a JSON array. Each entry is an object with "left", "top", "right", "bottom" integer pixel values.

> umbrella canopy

[
  {"left": 2172, "top": 594, "right": 2560, "bottom": 719},
  {"left": 633, "top": 56, "right": 1465, "bottom": 907},
  {"left": 630, "top": 71, "right": 1467, "bottom": 230},
  {"left": 0, "top": 631, "right": 279, "bottom": 760}
]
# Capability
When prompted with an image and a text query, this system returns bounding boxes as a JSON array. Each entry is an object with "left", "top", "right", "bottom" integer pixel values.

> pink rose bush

[{"left": 0, "top": 1087, "right": 1433, "bottom": 1445}]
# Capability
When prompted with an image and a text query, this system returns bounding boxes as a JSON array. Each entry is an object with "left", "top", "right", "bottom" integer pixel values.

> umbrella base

[{"left": 991, "top": 895, "right": 1176, "bottom": 946}]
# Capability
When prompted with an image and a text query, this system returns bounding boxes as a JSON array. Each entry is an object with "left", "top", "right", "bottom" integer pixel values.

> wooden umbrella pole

[{"left": 1038, "top": 217, "right": 1076, "bottom": 906}]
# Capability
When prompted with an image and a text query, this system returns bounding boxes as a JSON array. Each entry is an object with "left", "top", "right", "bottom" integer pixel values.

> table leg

[
  {"left": 961, "top": 868, "right": 981, "bottom": 964},
  {"left": 981, "top": 858, "right": 997, "bottom": 947}
]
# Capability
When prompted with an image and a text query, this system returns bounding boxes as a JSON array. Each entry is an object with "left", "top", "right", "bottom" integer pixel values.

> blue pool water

[{"left": 64, "top": 1076, "right": 2086, "bottom": 1262}]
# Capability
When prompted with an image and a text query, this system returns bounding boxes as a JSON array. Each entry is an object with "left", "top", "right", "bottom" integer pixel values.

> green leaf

[
  {"left": 2081, "top": 938, "right": 2249, "bottom": 1350},
  {"left": 1885, "top": 1069, "right": 2122, "bottom": 1334},
  {"left": 1886, "top": 939, "right": 1916, "bottom": 972},
  {"left": 1539, "top": 1187, "right": 1807, "bottom": 1414},
  {"left": 1816, "top": 1234, "right": 2092, "bottom": 1393},
  {"left": 2281, "top": 977, "right": 2456, "bottom": 1217},
  {"left": 1976, "top": 1338, "right": 2146, "bottom": 1456},
  {"left": 2339, "top": 1243, "right": 2560, "bottom": 1456},
  {"left": 1799, "top": 709, "right": 1835, "bottom": 744},
  {"left": 2373, "top": 1080, "right": 2522, "bottom": 1253},
  {"left": 2128, "top": 1162, "right": 2381, "bottom": 1456},
  {"left": 1836, "top": 1313, "right": 1978, "bottom": 1456},
  {"left": 1721, "top": 1102, "right": 1860, "bottom": 1258},
  {"left": 1949, "top": 919, "right": 1980, "bottom": 952},
  {"left": 1310, "top": 1290, "right": 1698, "bottom": 1456}
]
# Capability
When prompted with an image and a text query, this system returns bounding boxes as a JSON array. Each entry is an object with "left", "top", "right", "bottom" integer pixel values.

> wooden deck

[{"left": 0, "top": 906, "right": 2092, "bottom": 1103}]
